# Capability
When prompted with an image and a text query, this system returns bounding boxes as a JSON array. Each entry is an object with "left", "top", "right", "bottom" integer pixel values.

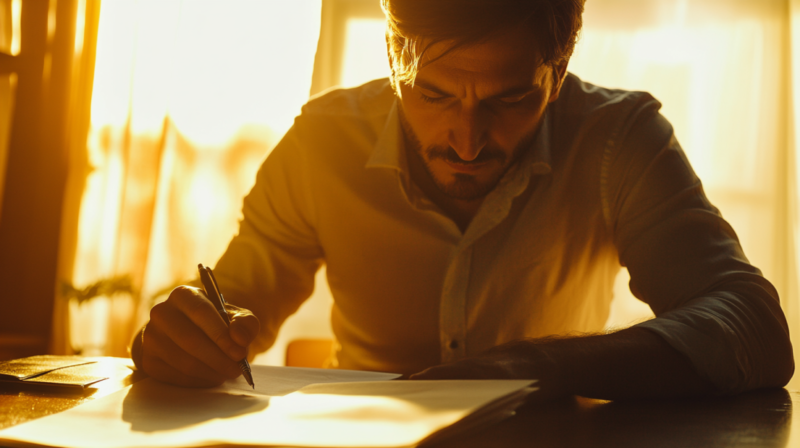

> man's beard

[{"left": 398, "top": 108, "right": 536, "bottom": 201}]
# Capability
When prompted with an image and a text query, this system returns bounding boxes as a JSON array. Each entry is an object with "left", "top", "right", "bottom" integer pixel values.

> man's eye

[
  {"left": 418, "top": 92, "right": 446, "bottom": 104},
  {"left": 498, "top": 95, "right": 526, "bottom": 104}
]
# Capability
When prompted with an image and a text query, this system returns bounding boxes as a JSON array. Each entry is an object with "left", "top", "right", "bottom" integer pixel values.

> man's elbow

[
  {"left": 736, "top": 323, "right": 795, "bottom": 394},
  {"left": 763, "top": 330, "right": 794, "bottom": 389}
]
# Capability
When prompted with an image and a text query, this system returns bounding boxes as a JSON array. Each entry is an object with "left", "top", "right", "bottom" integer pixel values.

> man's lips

[{"left": 444, "top": 160, "right": 491, "bottom": 173}]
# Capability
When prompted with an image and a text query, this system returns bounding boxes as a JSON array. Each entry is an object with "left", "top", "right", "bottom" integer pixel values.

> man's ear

[{"left": 547, "top": 60, "right": 570, "bottom": 104}]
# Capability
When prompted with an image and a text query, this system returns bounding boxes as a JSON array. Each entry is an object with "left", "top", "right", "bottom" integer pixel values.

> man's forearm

[
  {"left": 541, "top": 327, "right": 714, "bottom": 399},
  {"left": 412, "top": 327, "right": 715, "bottom": 400}
]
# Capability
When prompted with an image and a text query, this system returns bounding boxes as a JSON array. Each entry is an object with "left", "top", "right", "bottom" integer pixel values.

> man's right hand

[{"left": 131, "top": 286, "right": 260, "bottom": 388}]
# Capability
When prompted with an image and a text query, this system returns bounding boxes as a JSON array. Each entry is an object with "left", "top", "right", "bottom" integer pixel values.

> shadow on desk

[
  {"left": 427, "top": 388, "right": 793, "bottom": 448},
  {"left": 121, "top": 379, "right": 270, "bottom": 432}
]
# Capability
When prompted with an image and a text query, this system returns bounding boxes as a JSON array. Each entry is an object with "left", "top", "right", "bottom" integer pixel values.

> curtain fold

[{"left": 51, "top": 0, "right": 102, "bottom": 356}]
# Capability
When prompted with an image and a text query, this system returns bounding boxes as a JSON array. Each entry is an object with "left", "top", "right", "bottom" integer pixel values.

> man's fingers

[
  {"left": 150, "top": 301, "right": 243, "bottom": 378},
  {"left": 409, "top": 358, "right": 506, "bottom": 380},
  {"left": 409, "top": 361, "right": 468, "bottom": 380},
  {"left": 226, "top": 305, "right": 259, "bottom": 348},
  {"left": 140, "top": 285, "right": 260, "bottom": 388},
  {"left": 409, "top": 364, "right": 463, "bottom": 380},
  {"left": 143, "top": 323, "right": 233, "bottom": 383},
  {"left": 168, "top": 287, "right": 247, "bottom": 361}
]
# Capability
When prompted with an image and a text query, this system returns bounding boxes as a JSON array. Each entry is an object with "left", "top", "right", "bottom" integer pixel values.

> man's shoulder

[
  {"left": 549, "top": 73, "right": 669, "bottom": 163},
  {"left": 301, "top": 78, "right": 396, "bottom": 120},
  {"left": 546, "top": 74, "right": 675, "bottom": 191},
  {"left": 274, "top": 79, "right": 395, "bottom": 171},
  {"left": 556, "top": 73, "right": 661, "bottom": 120}
]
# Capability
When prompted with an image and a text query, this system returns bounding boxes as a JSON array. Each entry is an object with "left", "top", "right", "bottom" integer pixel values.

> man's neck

[{"left": 406, "top": 147, "right": 483, "bottom": 233}]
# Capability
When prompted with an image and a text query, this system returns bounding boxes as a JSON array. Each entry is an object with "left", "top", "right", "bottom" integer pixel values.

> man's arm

[
  {"left": 411, "top": 327, "right": 713, "bottom": 400},
  {"left": 131, "top": 123, "right": 324, "bottom": 386},
  {"left": 415, "top": 101, "right": 793, "bottom": 397},
  {"left": 606, "top": 106, "right": 793, "bottom": 394}
]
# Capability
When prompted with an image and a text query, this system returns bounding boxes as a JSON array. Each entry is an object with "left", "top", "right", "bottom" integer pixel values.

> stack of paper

[
  {"left": 0, "top": 365, "right": 536, "bottom": 448},
  {"left": 0, "top": 355, "right": 108, "bottom": 390}
]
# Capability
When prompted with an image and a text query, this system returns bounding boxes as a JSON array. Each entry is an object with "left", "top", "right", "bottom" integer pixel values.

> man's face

[{"left": 396, "top": 30, "right": 565, "bottom": 201}]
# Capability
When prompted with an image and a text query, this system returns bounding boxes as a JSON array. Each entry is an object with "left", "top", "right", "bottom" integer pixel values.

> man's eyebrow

[
  {"left": 414, "top": 80, "right": 539, "bottom": 99},
  {"left": 489, "top": 85, "right": 539, "bottom": 98},
  {"left": 414, "top": 79, "right": 451, "bottom": 96}
]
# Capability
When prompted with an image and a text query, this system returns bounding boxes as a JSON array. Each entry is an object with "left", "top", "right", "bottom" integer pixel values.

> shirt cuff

[{"left": 633, "top": 297, "right": 750, "bottom": 394}]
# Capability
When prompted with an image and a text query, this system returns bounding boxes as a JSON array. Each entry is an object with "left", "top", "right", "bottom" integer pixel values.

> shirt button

[{"left": 449, "top": 340, "right": 459, "bottom": 350}]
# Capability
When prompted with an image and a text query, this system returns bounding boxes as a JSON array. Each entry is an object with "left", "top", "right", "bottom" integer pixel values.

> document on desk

[
  {"left": 0, "top": 355, "right": 107, "bottom": 389},
  {"left": 0, "top": 364, "right": 536, "bottom": 448}
]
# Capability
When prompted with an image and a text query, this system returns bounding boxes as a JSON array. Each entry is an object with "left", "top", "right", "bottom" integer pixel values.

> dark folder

[{"left": 0, "top": 355, "right": 108, "bottom": 390}]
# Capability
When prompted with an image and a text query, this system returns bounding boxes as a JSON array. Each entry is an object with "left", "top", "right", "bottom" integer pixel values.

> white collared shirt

[{"left": 214, "top": 75, "right": 792, "bottom": 393}]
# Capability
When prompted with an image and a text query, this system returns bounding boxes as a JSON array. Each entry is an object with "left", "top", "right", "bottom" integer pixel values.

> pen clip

[
  {"left": 198, "top": 264, "right": 230, "bottom": 325},
  {"left": 207, "top": 268, "right": 227, "bottom": 306}
]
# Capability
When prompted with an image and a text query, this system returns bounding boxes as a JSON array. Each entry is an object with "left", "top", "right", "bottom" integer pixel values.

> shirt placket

[
  {"left": 439, "top": 243, "right": 472, "bottom": 362},
  {"left": 437, "top": 165, "right": 537, "bottom": 364}
]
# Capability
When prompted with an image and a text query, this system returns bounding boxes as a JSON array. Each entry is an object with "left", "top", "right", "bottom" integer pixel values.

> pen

[{"left": 197, "top": 263, "right": 255, "bottom": 389}]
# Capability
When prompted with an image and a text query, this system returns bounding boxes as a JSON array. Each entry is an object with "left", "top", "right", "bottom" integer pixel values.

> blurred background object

[{"left": 1, "top": 0, "right": 800, "bottom": 389}]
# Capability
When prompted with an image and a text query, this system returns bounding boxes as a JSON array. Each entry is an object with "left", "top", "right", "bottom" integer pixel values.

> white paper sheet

[
  {"left": 217, "top": 364, "right": 401, "bottom": 396},
  {"left": 0, "top": 365, "right": 535, "bottom": 448}
]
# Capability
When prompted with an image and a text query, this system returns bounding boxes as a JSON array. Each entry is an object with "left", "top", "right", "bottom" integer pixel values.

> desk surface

[{"left": 0, "top": 357, "right": 796, "bottom": 448}]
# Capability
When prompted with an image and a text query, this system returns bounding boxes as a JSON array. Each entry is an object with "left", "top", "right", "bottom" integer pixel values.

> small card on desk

[{"left": 0, "top": 355, "right": 108, "bottom": 390}]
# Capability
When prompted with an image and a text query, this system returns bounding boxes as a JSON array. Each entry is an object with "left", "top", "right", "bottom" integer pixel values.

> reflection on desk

[
  {"left": 432, "top": 388, "right": 793, "bottom": 447},
  {"left": 0, "top": 357, "right": 796, "bottom": 448}
]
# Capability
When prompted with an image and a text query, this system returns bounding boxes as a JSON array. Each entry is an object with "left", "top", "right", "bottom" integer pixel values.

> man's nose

[{"left": 448, "top": 103, "right": 488, "bottom": 162}]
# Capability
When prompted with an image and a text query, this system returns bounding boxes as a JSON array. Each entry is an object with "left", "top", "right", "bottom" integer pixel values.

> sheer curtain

[{"left": 66, "top": 0, "right": 322, "bottom": 358}]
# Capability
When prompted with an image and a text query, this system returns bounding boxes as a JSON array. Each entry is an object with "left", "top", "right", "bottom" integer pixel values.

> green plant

[{"left": 61, "top": 275, "right": 134, "bottom": 304}]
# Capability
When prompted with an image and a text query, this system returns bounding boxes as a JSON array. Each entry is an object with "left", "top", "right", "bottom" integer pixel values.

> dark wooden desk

[
  {"left": 435, "top": 388, "right": 796, "bottom": 447},
  {"left": 0, "top": 357, "right": 796, "bottom": 447}
]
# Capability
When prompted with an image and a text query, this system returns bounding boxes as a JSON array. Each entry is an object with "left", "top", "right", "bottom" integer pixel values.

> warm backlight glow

[
  {"left": 73, "top": 0, "right": 322, "bottom": 355},
  {"left": 10, "top": 0, "right": 20, "bottom": 55},
  {"left": 73, "top": 0, "right": 86, "bottom": 57},
  {"left": 90, "top": 1, "right": 320, "bottom": 147},
  {"left": 0, "top": 73, "right": 16, "bottom": 225},
  {"left": 340, "top": 18, "right": 390, "bottom": 88},
  {"left": 0, "top": 0, "right": 21, "bottom": 55}
]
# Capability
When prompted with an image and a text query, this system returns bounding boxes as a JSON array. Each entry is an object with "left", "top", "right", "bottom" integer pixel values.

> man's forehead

[{"left": 415, "top": 31, "right": 547, "bottom": 90}]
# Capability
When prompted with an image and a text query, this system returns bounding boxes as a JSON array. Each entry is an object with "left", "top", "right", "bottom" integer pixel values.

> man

[{"left": 131, "top": 0, "right": 793, "bottom": 399}]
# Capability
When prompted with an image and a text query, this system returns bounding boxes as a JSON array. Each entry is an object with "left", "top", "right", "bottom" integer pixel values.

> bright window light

[{"left": 340, "top": 18, "right": 391, "bottom": 88}]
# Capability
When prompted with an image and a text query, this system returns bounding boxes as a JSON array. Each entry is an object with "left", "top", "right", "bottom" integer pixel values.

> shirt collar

[
  {"left": 527, "top": 109, "right": 553, "bottom": 176},
  {"left": 366, "top": 100, "right": 407, "bottom": 173}
]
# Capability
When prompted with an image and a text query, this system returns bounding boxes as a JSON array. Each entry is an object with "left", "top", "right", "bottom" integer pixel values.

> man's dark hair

[{"left": 381, "top": 0, "right": 585, "bottom": 86}]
